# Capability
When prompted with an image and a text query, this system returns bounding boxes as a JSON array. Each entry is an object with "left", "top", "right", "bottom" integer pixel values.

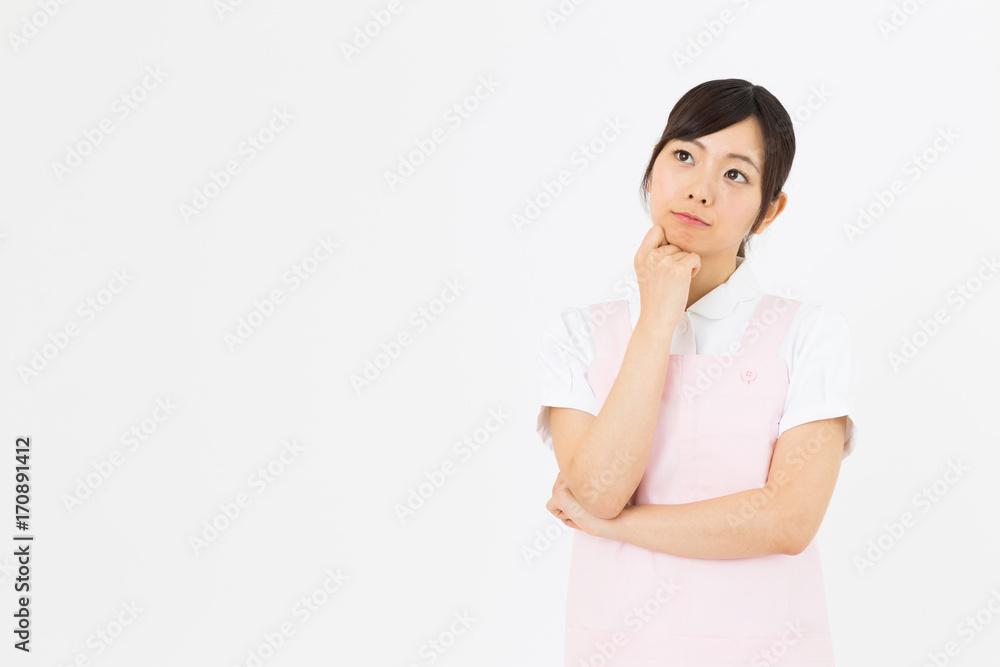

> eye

[
  {"left": 672, "top": 149, "right": 751, "bottom": 185},
  {"left": 671, "top": 149, "right": 693, "bottom": 164},
  {"left": 726, "top": 168, "right": 750, "bottom": 184}
]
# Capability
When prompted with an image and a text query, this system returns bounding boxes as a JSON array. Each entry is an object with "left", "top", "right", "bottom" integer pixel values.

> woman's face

[{"left": 646, "top": 116, "right": 783, "bottom": 257}]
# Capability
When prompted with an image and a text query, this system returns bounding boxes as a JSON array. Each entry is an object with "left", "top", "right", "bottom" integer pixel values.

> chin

[{"left": 663, "top": 224, "right": 698, "bottom": 249}]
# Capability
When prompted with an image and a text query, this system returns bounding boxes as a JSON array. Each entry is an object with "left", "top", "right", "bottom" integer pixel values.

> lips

[{"left": 673, "top": 211, "right": 709, "bottom": 227}]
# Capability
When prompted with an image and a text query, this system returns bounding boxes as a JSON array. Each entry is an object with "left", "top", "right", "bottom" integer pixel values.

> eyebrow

[{"left": 681, "top": 138, "right": 760, "bottom": 174}]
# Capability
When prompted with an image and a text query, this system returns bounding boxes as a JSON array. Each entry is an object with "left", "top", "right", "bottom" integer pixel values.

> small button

[
  {"left": 678, "top": 320, "right": 688, "bottom": 334},
  {"left": 741, "top": 367, "right": 757, "bottom": 383}
]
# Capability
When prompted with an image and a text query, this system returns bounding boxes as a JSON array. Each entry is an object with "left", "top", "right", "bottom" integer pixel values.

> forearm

[
  {"left": 597, "top": 485, "right": 794, "bottom": 559},
  {"left": 567, "top": 317, "right": 676, "bottom": 519}
]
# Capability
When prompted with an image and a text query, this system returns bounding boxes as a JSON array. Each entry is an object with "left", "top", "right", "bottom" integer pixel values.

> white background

[{"left": 2, "top": 0, "right": 999, "bottom": 665}]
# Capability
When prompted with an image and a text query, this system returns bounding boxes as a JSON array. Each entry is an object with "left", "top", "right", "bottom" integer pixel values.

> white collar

[{"left": 688, "top": 255, "right": 762, "bottom": 319}]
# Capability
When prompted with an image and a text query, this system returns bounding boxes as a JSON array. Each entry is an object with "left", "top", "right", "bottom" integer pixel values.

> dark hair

[{"left": 639, "top": 79, "right": 795, "bottom": 258}]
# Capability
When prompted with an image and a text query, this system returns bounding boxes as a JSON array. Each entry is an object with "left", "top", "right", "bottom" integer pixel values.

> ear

[{"left": 754, "top": 192, "right": 788, "bottom": 235}]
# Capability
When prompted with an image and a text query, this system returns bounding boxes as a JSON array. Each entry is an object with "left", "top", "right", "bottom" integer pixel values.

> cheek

[
  {"left": 713, "top": 195, "right": 759, "bottom": 236},
  {"left": 650, "top": 171, "right": 682, "bottom": 202},
  {"left": 720, "top": 189, "right": 760, "bottom": 217}
]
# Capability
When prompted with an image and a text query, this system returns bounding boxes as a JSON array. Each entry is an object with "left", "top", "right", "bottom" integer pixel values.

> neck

[{"left": 686, "top": 252, "right": 740, "bottom": 310}]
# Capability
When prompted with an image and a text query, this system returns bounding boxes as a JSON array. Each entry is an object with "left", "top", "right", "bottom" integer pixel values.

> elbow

[
  {"left": 564, "top": 459, "right": 629, "bottom": 520},
  {"left": 582, "top": 487, "right": 632, "bottom": 521},
  {"left": 777, "top": 512, "right": 816, "bottom": 557},
  {"left": 783, "top": 535, "right": 807, "bottom": 557},
  {"left": 591, "top": 499, "right": 627, "bottom": 521},
  {"left": 571, "top": 485, "right": 624, "bottom": 521}
]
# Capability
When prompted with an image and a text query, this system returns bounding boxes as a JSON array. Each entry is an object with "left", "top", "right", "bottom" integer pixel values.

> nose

[{"left": 686, "top": 171, "right": 713, "bottom": 204}]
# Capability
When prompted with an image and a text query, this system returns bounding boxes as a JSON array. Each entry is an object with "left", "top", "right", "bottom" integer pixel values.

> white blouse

[{"left": 536, "top": 255, "right": 859, "bottom": 458}]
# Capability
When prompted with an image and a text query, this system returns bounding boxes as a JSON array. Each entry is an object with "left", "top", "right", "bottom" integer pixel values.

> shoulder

[
  {"left": 539, "top": 304, "right": 596, "bottom": 363},
  {"left": 540, "top": 304, "right": 593, "bottom": 339},
  {"left": 783, "top": 299, "right": 853, "bottom": 355},
  {"left": 788, "top": 298, "right": 849, "bottom": 325},
  {"left": 540, "top": 298, "right": 632, "bottom": 336},
  {"left": 539, "top": 298, "right": 632, "bottom": 361}
]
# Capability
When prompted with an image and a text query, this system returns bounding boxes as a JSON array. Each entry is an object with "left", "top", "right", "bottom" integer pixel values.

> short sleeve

[
  {"left": 536, "top": 307, "right": 600, "bottom": 451},
  {"left": 778, "top": 302, "right": 860, "bottom": 459}
]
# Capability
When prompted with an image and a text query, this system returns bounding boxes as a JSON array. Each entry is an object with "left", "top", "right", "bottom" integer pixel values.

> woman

[{"left": 537, "top": 79, "right": 859, "bottom": 665}]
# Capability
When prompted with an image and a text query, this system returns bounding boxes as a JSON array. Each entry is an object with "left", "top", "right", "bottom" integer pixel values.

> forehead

[{"left": 686, "top": 118, "right": 762, "bottom": 154}]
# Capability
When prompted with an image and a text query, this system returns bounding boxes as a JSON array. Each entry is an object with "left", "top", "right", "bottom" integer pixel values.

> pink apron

[{"left": 564, "top": 294, "right": 835, "bottom": 666}]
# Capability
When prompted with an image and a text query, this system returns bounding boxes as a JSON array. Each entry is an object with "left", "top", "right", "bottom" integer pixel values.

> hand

[
  {"left": 546, "top": 472, "right": 606, "bottom": 537},
  {"left": 634, "top": 225, "right": 700, "bottom": 336},
  {"left": 547, "top": 472, "right": 580, "bottom": 530}
]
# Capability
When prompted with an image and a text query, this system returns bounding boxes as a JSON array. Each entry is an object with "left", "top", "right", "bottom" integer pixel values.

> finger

[
  {"left": 637, "top": 224, "right": 666, "bottom": 255},
  {"left": 643, "top": 249, "right": 685, "bottom": 273},
  {"left": 677, "top": 251, "right": 701, "bottom": 274},
  {"left": 677, "top": 250, "right": 700, "bottom": 264},
  {"left": 637, "top": 237, "right": 681, "bottom": 279},
  {"left": 648, "top": 245, "right": 684, "bottom": 262},
  {"left": 650, "top": 242, "right": 683, "bottom": 257}
]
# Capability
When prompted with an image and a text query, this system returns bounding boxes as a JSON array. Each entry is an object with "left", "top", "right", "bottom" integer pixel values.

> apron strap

[
  {"left": 736, "top": 294, "right": 801, "bottom": 358},
  {"left": 589, "top": 300, "right": 632, "bottom": 363}
]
